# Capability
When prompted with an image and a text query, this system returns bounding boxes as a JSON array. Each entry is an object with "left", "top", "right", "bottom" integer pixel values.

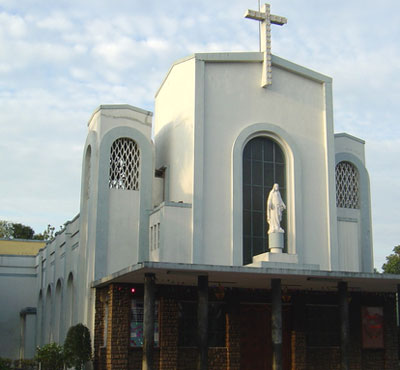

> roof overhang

[{"left": 92, "top": 262, "right": 400, "bottom": 293}]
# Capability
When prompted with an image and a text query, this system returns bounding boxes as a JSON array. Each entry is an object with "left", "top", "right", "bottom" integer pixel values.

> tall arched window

[
  {"left": 109, "top": 138, "right": 140, "bottom": 190},
  {"left": 84, "top": 146, "right": 91, "bottom": 200},
  {"left": 54, "top": 279, "right": 62, "bottom": 343},
  {"left": 66, "top": 273, "right": 74, "bottom": 330},
  {"left": 44, "top": 285, "right": 52, "bottom": 343},
  {"left": 335, "top": 161, "right": 360, "bottom": 209},
  {"left": 37, "top": 291, "right": 43, "bottom": 346},
  {"left": 243, "top": 137, "right": 286, "bottom": 264}
]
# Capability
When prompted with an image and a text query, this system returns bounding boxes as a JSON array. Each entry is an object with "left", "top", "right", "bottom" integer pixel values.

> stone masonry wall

[
  {"left": 159, "top": 298, "right": 178, "bottom": 370},
  {"left": 94, "top": 286, "right": 398, "bottom": 370},
  {"left": 94, "top": 287, "right": 107, "bottom": 370},
  {"left": 226, "top": 309, "right": 240, "bottom": 370},
  {"left": 108, "top": 284, "right": 131, "bottom": 370}
]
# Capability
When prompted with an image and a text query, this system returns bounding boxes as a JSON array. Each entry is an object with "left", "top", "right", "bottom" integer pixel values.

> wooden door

[{"left": 240, "top": 304, "right": 291, "bottom": 370}]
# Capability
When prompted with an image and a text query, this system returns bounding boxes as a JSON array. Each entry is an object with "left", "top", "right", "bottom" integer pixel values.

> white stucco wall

[
  {"left": 150, "top": 202, "right": 192, "bottom": 264},
  {"left": 334, "top": 133, "right": 373, "bottom": 272},
  {"left": 107, "top": 189, "right": 140, "bottom": 274},
  {"left": 88, "top": 105, "right": 152, "bottom": 143},
  {"left": 154, "top": 58, "right": 196, "bottom": 205},
  {"left": 35, "top": 215, "right": 81, "bottom": 347},
  {"left": 201, "top": 60, "right": 333, "bottom": 267},
  {"left": 337, "top": 210, "right": 361, "bottom": 272},
  {"left": 335, "top": 133, "right": 366, "bottom": 165},
  {"left": 155, "top": 53, "right": 337, "bottom": 269},
  {"left": 0, "top": 255, "right": 36, "bottom": 359}
]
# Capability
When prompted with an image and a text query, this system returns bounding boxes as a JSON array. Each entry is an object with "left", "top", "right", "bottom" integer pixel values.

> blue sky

[{"left": 0, "top": 0, "right": 399, "bottom": 269}]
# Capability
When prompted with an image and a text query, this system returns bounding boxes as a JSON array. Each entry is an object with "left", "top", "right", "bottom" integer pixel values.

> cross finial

[{"left": 245, "top": 3, "right": 287, "bottom": 87}]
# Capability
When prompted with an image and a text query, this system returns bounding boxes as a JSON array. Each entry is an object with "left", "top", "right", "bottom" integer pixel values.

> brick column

[
  {"left": 159, "top": 298, "right": 178, "bottom": 370},
  {"left": 143, "top": 273, "right": 156, "bottom": 370},
  {"left": 271, "top": 279, "right": 282, "bottom": 370},
  {"left": 108, "top": 284, "right": 130, "bottom": 370},
  {"left": 338, "top": 282, "right": 349, "bottom": 370},
  {"left": 197, "top": 275, "right": 208, "bottom": 370},
  {"left": 384, "top": 294, "right": 398, "bottom": 369},
  {"left": 226, "top": 306, "right": 240, "bottom": 370},
  {"left": 94, "top": 287, "right": 108, "bottom": 370},
  {"left": 291, "top": 293, "right": 306, "bottom": 370}
]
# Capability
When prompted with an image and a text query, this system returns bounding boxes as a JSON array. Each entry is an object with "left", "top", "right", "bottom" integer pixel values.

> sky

[{"left": 0, "top": 0, "right": 399, "bottom": 270}]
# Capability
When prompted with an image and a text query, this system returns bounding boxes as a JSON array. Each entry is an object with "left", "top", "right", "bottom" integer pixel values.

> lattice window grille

[
  {"left": 109, "top": 138, "right": 140, "bottom": 190},
  {"left": 336, "top": 161, "right": 360, "bottom": 209}
]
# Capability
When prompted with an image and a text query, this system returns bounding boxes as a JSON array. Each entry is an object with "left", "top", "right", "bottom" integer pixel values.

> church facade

[{"left": 1, "top": 5, "right": 400, "bottom": 370}]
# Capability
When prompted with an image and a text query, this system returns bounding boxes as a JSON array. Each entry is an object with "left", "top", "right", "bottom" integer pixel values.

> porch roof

[{"left": 92, "top": 261, "right": 400, "bottom": 293}]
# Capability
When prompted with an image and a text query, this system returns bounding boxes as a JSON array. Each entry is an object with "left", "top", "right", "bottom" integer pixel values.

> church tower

[{"left": 78, "top": 104, "right": 153, "bottom": 286}]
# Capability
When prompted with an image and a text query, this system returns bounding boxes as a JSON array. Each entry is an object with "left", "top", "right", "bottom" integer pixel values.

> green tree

[
  {"left": 11, "top": 223, "right": 35, "bottom": 239},
  {"left": 382, "top": 245, "right": 400, "bottom": 274},
  {"left": 35, "top": 343, "right": 64, "bottom": 370},
  {"left": 33, "top": 224, "right": 56, "bottom": 241},
  {"left": 0, "top": 221, "right": 13, "bottom": 238},
  {"left": 0, "top": 220, "right": 55, "bottom": 241},
  {"left": 0, "top": 357, "right": 12, "bottom": 370},
  {"left": 63, "top": 324, "right": 92, "bottom": 370}
]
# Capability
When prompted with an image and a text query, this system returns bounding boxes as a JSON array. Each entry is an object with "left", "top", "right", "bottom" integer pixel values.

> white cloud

[
  {"left": 0, "top": 0, "right": 399, "bottom": 268},
  {"left": 35, "top": 12, "right": 73, "bottom": 31},
  {"left": 0, "top": 12, "right": 27, "bottom": 37}
]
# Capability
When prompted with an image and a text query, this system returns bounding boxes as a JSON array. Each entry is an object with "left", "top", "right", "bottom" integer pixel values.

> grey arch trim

[
  {"left": 80, "top": 132, "right": 97, "bottom": 210},
  {"left": 232, "top": 123, "right": 304, "bottom": 266},
  {"left": 335, "top": 153, "right": 373, "bottom": 272},
  {"left": 95, "top": 127, "right": 153, "bottom": 280}
]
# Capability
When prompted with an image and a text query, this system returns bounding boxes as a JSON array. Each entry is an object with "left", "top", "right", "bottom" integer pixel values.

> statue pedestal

[{"left": 269, "top": 232, "right": 284, "bottom": 253}]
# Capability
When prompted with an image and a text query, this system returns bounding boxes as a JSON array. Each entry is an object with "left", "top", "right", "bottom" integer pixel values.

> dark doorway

[{"left": 240, "top": 304, "right": 291, "bottom": 370}]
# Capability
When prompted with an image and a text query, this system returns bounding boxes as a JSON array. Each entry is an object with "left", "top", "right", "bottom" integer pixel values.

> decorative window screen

[
  {"left": 335, "top": 161, "right": 360, "bottom": 209},
  {"left": 109, "top": 138, "right": 140, "bottom": 190}
]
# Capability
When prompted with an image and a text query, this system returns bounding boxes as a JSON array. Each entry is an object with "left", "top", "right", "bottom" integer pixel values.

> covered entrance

[{"left": 92, "top": 261, "right": 400, "bottom": 370}]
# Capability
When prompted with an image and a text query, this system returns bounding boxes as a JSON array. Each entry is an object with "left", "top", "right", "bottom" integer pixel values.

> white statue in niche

[{"left": 266, "top": 183, "right": 286, "bottom": 234}]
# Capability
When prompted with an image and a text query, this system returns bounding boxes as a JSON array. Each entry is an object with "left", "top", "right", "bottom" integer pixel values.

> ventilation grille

[
  {"left": 109, "top": 138, "right": 140, "bottom": 190},
  {"left": 336, "top": 161, "right": 359, "bottom": 209}
]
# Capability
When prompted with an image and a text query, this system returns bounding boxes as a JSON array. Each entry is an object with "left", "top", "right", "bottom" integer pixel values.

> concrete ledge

[
  {"left": 249, "top": 253, "right": 320, "bottom": 270},
  {"left": 248, "top": 260, "right": 320, "bottom": 270},
  {"left": 253, "top": 252, "right": 299, "bottom": 264}
]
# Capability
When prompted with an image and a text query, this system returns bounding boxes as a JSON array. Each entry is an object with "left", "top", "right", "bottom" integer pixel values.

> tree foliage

[
  {"left": 64, "top": 323, "right": 92, "bottom": 370},
  {"left": 382, "top": 245, "right": 400, "bottom": 274},
  {"left": 10, "top": 223, "right": 35, "bottom": 239},
  {"left": 0, "top": 221, "right": 13, "bottom": 239},
  {"left": 0, "top": 220, "right": 55, "bottom": 241},
  {"left": 35, "top": 343, "right": 64, "bottom": 370},
  {"left": 33, "top": 224, "right": 56, "bottom": 241}
]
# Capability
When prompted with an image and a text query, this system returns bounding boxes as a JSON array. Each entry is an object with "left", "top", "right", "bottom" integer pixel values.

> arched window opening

[
  {"left": 84, "top": 146, "right": 91, "bottom": 200},
  {"left": 37, "top": 291, "right": 43, "bottom": 346},
  {"left": 242, "top": 137, "right": 286, "bottom": 265},
  {"left": 44, "top": 286, "right": 52, "bottom": 343},
  {"left": 336, "top": 161, "right": 360, "bottom": 209},
  {"left": 109, "top": 138, "right": 140, "bottom": 190},
  {"left": 66, "top": 273, "right": 74, "bottom": 330},
  {"left": 54, "top": 280, "right": 62, "bottom": 343}
]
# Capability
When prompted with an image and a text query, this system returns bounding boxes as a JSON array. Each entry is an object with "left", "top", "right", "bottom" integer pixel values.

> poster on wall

[
  {"left": 130, "top": 299, "right": 159, "bottom": 347},
  {"left": 362, "top": 306, "right": 384, "bottom": 349}
]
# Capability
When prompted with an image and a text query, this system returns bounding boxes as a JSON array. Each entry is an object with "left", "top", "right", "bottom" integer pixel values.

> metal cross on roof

[{"left": 245, "top": 3, "right": 287, "bottom": 87}]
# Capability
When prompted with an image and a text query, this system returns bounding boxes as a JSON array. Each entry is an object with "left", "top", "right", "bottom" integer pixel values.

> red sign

[{"left": 362, "top": 306, "right": 384, "bottom": 349}]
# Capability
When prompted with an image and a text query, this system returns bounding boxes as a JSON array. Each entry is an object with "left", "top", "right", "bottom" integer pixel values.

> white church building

[{"left": 1, "top": 4, "right": 399, "bottom": 370}]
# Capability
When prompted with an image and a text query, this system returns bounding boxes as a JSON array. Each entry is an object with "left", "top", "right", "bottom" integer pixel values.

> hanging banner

[{"left": 362, "top": 306, "right": 384, "bottom": 348}]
